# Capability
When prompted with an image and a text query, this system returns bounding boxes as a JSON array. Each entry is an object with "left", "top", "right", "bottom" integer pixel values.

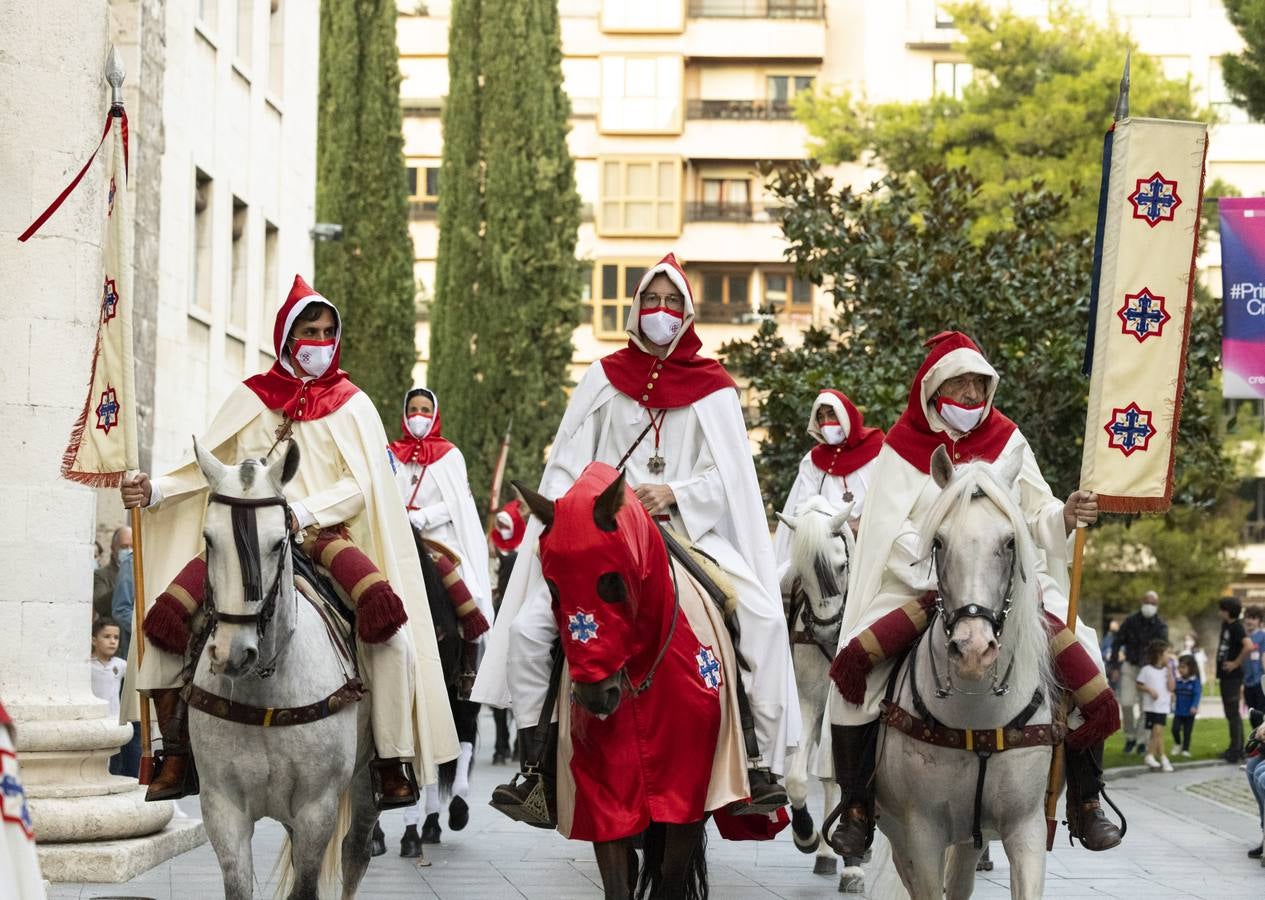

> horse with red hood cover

[
  {"left": 474, "top": 253, "right": 800, "bottom": 779},
  {"left": 126, "top": 275, "right": 459, "bottom": 782}
]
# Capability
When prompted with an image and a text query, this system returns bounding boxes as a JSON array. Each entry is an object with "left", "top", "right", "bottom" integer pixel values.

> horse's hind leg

[
  {"left": 787, "top": 745, "right": 819, "bottom": 855},
  {"left": 340, "top": 762, "right": 379, "bottom": 899},
  {"left": 592, "top": 838, "right": 634, "bottom": 900}
]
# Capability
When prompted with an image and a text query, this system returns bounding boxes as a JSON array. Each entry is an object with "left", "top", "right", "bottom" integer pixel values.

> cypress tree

[
  {"left": 430, "top": 0, "right": 582, "bottom": 509},
  {"left": 315, "top": 0, "right": 416, "bottom": 423}
]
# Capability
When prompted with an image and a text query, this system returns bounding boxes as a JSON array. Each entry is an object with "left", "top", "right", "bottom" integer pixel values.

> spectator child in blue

[
  {"left": 1244, "top": 605, "right": 1264, "bottom": 713},
  {"left": 1171, "top": 653, "right": 1202, "bottom": 758}
]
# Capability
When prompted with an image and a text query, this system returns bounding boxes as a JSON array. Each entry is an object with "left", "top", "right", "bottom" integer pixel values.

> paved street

[{"left": 51, "top": 716, "right": 1264, "bottom": 899}]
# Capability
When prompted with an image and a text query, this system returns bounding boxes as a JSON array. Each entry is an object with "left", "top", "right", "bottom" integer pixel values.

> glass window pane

[
  {"left": 767, "top": 76, "right": 789, "bottom": 102},
  {"left": 702, "top": 179, "right": 722, "bottom": 203},
  {"left": 730, "top": 275, "right": 749, "bottom": 308},
  {"left": 602, "top": 264, "right": 619, "bottom": 299},
  {"left": 657, "top": 202, "right": 675, "bottom": 231},
  {"left": 764, "top": 274, "right": 787, "bottom": 298},
  {"left": 425, "top": 168, "right": 440, "bottom": 197},
  {"left": 728, "top": 180, "right": 749, "bottom": 204},
  {"left": 795, "top": 76, "right": 815, "bottom": 94},
  {"left": 407, "top": 168, "right": 418, "bottom": 197},
  {"left": 625, "top": 201, "right": 653, "bottom": 230},
  {"left": 626, "top": 163, "right": 654, "bottom": 197},
  {"left": 658, "top": 162, "right": 676, "bottom": 197},
  {"left": 625, "top": 266, "right": 647, "bottom": 298},
  {"left": 601, "top": 201, "right": 622, "bottom": 228},
  {"left": 703, "top": 273, "right": 724, "bottom": 305},
  {"left": 603, "top": 161, "right": 622, "bottom": 195},
  {"left": 792, "top": 277, "right": 812, "bottom": 305},
  {"left": 625, "top": 58, "right": 657, "bottom": 98},
  {"left": 601, "top": 304, "right": 619, "bottom": 333}
]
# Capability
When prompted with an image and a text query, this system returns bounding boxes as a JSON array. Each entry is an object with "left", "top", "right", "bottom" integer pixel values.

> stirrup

[
  {"left": 489, "top": 768, "right": 555, "bottom": 829},
  {"left": 144, "top": 750, "right": 200, "bottom": 801}
]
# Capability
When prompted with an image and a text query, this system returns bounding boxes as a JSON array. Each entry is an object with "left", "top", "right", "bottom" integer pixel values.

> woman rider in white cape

[
  {"left": 472, "top": 253, "right": 800, "bottom": 809},
  {"left": 826, "top": 331, "right": 1122, "bottom": 856},
  {"left": 387, "top": 387, "right": 492, "bottom": 849}
]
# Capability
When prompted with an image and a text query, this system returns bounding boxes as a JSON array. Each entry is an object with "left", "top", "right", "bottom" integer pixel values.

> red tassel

[
  {"left": 357, "top": 582, "right": 409, "bottom": 644},
  {"left": 830, "top": 640, "right": 871, "bottom": 706},
  {"left": 1065, "top": 691, "right": 1121, "bottom": 750},
  {"left": 143, "top": 595, "right": 192, "bottom": 655},
  {"left": 460, "top": 608, "right": 490, "bottom": 641}
]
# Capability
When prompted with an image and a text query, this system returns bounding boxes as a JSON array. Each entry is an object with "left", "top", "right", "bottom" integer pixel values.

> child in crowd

[
  {"left": 1245, "top": 606, "right": 1265, "bottom": 712},
  {"left": 1137, "top": 638, "right": 1175, "bottom": 773},
  {"left": 1171, "top": 653, "right": 1202, "bottom": 758},
  {"left": 89, "top": 618, "right": 128, "bottom": 775}
]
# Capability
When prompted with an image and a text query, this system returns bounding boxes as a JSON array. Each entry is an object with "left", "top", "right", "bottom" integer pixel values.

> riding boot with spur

[
  {"left": 1064, "top": 741, "right": 1123, "bottom": 851},
  {"left": 489, "top": 724, "right": 558, "bottom": 828},
  {"left": 145, "top": 688, "right": 199, "bottom": 801},
  {"left": 371, "top": 757, "right": 421, "bottom": 810},
  {"left": 828, "top": 721, "right": 879, "bottom": 858}
]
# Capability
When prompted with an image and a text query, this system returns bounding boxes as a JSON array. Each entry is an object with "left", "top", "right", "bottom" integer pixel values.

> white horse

[
  {"left": 188, "top": 439, "right": 377, "bottom": 900},
  {"left": 775, "top": 495, "right": 865, "bottom": 893},
  {"left": 874, "top": 446, "right": 1058, "bottom": 899}
]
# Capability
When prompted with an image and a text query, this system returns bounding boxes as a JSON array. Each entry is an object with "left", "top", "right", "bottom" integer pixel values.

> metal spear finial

[
  {"left": 106, "top": 44, "right": 126, "bottom": 111},
  {"left": 1114, "top": 50, "right": 1131, "bottom": 122}
]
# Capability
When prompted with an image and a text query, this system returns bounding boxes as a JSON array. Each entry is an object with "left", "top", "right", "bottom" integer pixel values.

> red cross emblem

[
  {"left": 1127, "top": 172, "right": 1181, "bottom": 227},
  {"left": 1116, "top": 288, "right": 1171, "bottom": 343},
  {"left": 1103, "top": 403, "right": 1156, "bottom": 457}
]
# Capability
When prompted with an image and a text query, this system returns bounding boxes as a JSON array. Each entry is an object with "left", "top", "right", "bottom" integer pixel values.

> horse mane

[
  {"left": 918, "top": 462, "right": 1057, "bottom": 702},
  {"left": 788, "top": 495, "right": 854, "bottom": 600}
]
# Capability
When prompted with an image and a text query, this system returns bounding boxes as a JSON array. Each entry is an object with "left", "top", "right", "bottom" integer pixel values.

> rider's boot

[
  {"left": 489, "top": 725, "right": 557, "bottom": 827},
  {"left": 372, "top": 757, "right": 421, "bottom": 811},
  {"left": 828, "top": 721, "right": 879, "bottom": 858},
  {"left": 732, "top": 766, "right": 790, "bottom": 815},
  {"left": 1065, "top": 741, "right": 1123, "bottom": 851},
  {"left": 145, "top": 688, "right": 199, "bottom": 801}
]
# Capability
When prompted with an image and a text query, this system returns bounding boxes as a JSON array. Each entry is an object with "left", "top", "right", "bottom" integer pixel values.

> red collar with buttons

[
  {"left": 600, "top": 326, "right": 736, "bottom": 409},
  {"left": 244, "top": 362, "right": 360, "bottom": 421}
]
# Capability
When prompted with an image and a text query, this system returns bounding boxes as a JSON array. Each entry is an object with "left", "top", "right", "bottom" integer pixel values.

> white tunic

[{"left": 773, "top": 453, "right": 876, "bottom": 595}]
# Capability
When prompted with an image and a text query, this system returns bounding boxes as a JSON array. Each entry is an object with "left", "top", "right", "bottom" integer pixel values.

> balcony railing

[
  {"left": 1245, "top": 522, "right": 1265, "bottom": 544},
  {"left": 686, "top": 202, "right": 785, "bottom": 223},
  {"left": 401, "top": 97, "right": 444, "bottom": 118},
  {"left": 686, "top": 99, "right": 795, "bottom": 120},
  {"left": 409, "top": 199, "right": 438, "bottom": 220},
  {"left": 688, "top": 0, "right": 824, "bottom": 19}
]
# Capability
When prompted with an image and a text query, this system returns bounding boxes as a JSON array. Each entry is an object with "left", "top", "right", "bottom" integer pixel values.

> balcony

[
  {"left": 401, "top": 96, "right": 444, "bottom": 118},
  {"left": 686, "top": 99, "right": 794, "bottom": 120},
  {"left": 688, "top": 0, "right": 824, "bottom": 19},
  {"left": 685, "top": 202, "right": 785, "bottom": 223},
  {"left": 409, "top": 199, "right": 438, "bottom": 220}
]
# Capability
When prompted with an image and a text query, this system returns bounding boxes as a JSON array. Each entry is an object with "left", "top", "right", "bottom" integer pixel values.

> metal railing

[
  {"left": 686, "top": 98, "right": 795, "bottom": 120},
  {"left": 1245, "top": 522, "right": 1265, "bottom": 544},
  {"left": 401, "top": 97, "right": 444, "bottom": 118},
  {"left": 409, "top": 199, "right": 438, "bottom": 219},
  {"left": 685, "top": 202, "right": 785, "bottom": 222},
  {"left": 688, "top": 0, "right": 824, "bottom": 19}
]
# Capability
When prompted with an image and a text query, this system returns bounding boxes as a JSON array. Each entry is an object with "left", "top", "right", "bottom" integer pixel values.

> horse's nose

[{"left": 239, "top": 647, "right": 258, "bottom": 672}]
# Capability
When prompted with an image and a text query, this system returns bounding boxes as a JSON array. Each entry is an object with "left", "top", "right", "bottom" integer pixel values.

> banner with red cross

[
  {"left": 59, "top": 111, "right": 138, "bottom": 486},
  {"left": 1080, "top": 117, "right": 1208, "bottom": 513}
]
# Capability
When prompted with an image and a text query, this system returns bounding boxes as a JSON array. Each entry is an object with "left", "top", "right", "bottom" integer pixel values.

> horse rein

[{"left": 621, "top": 552, "right": 682, "bottom": 698}]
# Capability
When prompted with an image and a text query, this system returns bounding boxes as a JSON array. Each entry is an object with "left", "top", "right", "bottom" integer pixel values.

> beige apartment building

[{"left": 397, "top": 0, "right": 1265, "bottom": 597}]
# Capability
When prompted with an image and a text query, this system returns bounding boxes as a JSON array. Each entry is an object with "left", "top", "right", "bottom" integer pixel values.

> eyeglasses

[{"left": 642, "top": 293, "right": 685, "bottom": 308}]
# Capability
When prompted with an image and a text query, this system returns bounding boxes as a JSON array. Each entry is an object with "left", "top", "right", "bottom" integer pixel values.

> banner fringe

[
  {"left": 1096, "top": 494, "right": 1173, "bottom": 515},
  {"left": 59, "top": 324, "right": 124, "bottom": 489}
]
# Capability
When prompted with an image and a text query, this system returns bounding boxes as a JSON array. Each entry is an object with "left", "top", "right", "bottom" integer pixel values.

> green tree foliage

[
  {"left": 1221, "top": 0, "right": 1265, "bottom": 121},
  {"left": 796, "top": 2, "right": 1201, "bottom": 236},
  {"left": 315, "top": 0, "right": 417, "bottom": 423},
  {"left": 429, "top": 0, "right": 582, "bottom": 509}
]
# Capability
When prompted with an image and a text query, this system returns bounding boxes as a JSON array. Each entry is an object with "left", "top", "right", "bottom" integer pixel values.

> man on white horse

[
  {"left": 121, "top": 275, "right": 457, "bottom": 808},
  {"left": 828, "top": 331, "right": 1122, "bottom": 856},
  {"left": 774, "top": 389, "right": 884, "bottom": 592},
  {"left": 473, "top": 252, "right": 800, "bottom": 812}
]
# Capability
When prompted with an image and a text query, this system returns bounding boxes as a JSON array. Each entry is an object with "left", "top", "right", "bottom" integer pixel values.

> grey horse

[
  {"left": 189, "top": 439, "right": 377, "bottom": 900},
  {"left": 874, "top": 446, "right": 1058, "bottom": 899}
]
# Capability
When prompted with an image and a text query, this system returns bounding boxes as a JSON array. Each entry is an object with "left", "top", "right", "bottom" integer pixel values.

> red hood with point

[
  {"left": 808, "top": 389, "right": 885, "bottom": 476},
  {"left": 388, "top": 387, "right": 456, "bottom": 466}
]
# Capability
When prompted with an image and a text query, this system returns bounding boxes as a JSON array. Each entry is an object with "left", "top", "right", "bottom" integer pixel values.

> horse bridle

[
  {"left": 205, "top": 492, "right": 292, "bottom": 673},
  {"left": 620, "top": 556, "right": 682, "bottom": 698}
]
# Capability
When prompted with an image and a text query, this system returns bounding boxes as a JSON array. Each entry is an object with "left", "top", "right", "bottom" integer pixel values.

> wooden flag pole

[
  {"left": 130, "top": 504, "right": 154, "bottom": 784},
  {"left": 1045, "top": 524, "right": 1088, "bottom": 849}
]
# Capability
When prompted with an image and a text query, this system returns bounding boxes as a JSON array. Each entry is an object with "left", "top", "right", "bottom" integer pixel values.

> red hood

[
  {"left": 388, "top": 387, "right": 456, "bottom": 466},
  {"left": 491, "top": 499, "right": 527, "bottom": 552},
  {"left": 808, "top": 389, "right": 885, "bottom": 476}
]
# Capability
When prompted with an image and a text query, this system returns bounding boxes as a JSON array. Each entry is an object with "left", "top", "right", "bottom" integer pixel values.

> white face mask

[
  {"left": 821, "top": 424, "right": 846, "bottom": 446},
  {"left": 639, "top": 310, "right": 684, "bottom": 346},
  {"left": 1141, "top": 603, "right": 1158, "bottom": 619},
  {"left": 497, "top": 523, "right": 514, "bottom": 540},
  {"left": 406, "top": 414, "right": 433, "bottom": 439},
  {"left": 935, "top": 398, "right": 986, "bottom": 434},
  {"left": 291, "top": 338, "right": 336, "bottom": 379}
]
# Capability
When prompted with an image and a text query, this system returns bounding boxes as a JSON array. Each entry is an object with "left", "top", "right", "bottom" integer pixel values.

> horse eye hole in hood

[{"left": 596, "top": 572, "right": 627, "bottom": 604}]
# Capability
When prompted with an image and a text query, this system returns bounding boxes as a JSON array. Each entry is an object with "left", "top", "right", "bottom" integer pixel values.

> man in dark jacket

[
  {"left": 1112, "top": 591, "right": 1168, "bottom": 753},
  {"left": 92, "top": 526, "right": 131, "bottom": 620}
]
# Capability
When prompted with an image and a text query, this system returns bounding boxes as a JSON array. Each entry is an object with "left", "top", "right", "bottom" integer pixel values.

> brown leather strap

[
  {"left": 182, "top": 679, "right": 364, "bottom": 728},
  {"left": 881, "top": 700, "right": 1066, "bottom": 754}
]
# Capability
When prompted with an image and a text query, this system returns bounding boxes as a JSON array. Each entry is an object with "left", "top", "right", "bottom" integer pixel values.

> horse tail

[
  {"left": 269, "top": 835, "right": 295, "bottom": 900},
  {"left": 635, "top": 823, "right": 708, "bottom": 900},
  {"left": 437, "top": 758, "right": 456, "bottom": 800}
]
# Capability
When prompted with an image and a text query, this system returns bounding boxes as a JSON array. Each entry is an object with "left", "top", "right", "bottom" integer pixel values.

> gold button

[
  {"left": 646, "top": 383, "right": 653, "bottom": 389},
  {"left": 299, "top": 397, "right": 306, "bottom": 405},
  {"left": 641, "top": 394, "right": 649, "bottom": 401},
  {"left": 954, "top": 452, "right": 960, "bottom": 460},
  {"left": 652, "top": 373, "right": 659, "bottom": 379}
]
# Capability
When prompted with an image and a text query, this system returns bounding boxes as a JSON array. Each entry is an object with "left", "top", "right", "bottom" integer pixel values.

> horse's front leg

[
  {"left": 944, "top": 842, "right": 983, "bottom": 900},
  {"left": 592, "top": 838, "right": 636, "bottom": 900},
  {"left": 200, "top": 787, "right": 256, "bottom": 900},
  {"left": 1000, "top": 813, "right": 1048, "bottom": 900},
  {"left": 787, "top": 742, "right": 818, "bottom": 854},
  {"left": 887, "top": 816, "right": 946, "bottom": 899},
  {"left": 341, "top": 707, "right": 380, "bottom": 899}
]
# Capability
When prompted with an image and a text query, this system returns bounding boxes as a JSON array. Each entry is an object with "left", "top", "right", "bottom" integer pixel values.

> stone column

[{"left": 0, "top": 0, "right": 202, "bottom": 881}]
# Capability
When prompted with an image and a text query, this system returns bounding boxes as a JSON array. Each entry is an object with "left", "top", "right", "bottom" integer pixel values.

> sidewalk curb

[{"left": 1105, "top": 759, "right": 1225, "bottom": 782}]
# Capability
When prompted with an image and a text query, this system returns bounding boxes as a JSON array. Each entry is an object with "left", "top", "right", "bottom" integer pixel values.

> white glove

[{"left": 408, "top": 508, "right": 428, "bottom": 531}]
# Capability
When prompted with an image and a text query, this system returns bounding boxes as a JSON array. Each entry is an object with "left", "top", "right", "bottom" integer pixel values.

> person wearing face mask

[
  {"left": 489, "top": 500, "right": 527, "bottom": 766},
  {"left": 118, "top": 275, "right": 457, "bottom": 808},
  {"left": 93, "top": 525, "right": 133, "bottom": 621},
  {"left": 825, "top": 331, "right": 1121, "bottom": 856},
  {"left": 773, "top": 390, "right": 884, "bottom": 595},
  {"left": 474, "top": 252, "right": 798, "bottom": 822},
  {"left": 1111, "top": 591, "right": 1168, "bottom": 755}
]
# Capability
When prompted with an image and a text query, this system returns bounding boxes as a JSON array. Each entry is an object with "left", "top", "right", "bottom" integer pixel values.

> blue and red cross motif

[
  {"left": 1103, "top": 403, "right": 1156, "bottom": 457},
  {"left": 102, "top": 278, "right": 119, "bottom": 323},
  {"left": 695, "top": 645, "right": 722, "bottom": 691},
  {"left": 1127, "top": 171, "right": 1182, "bottom": 227},
  {"left": 96, "top": 387, "right": 121, "bottom": 435},
  {"left": 1116, "top": 288, "right": 1171, "bottom": 342},
  {"left": 1, "top": 749, "right": 34, "bottom": 840},
  {"left": 567, "top": 611, "right": 599, "bottom": 644}
]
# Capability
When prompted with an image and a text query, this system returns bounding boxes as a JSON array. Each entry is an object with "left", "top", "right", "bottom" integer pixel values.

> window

[
  {"left": 934, "top": 3, "right": 954, "bottom": 27},
  {"left": 695, "top": 269, "right": 752, "bottom": 324},
  {"left": 763, "top": 271, "right": 813, "bottom": 316},
  {"left": 602, "top": 0, "right": 683, "bottom": 32},
  {"left": 932, "top": 61, "right": 973, "bottom": 99},
  {"left": 230, "top": 197, "right": 248, "bottom": 332},
  {"left": 594, "top": 261, "right": 651, "bottom": 338},
  {"left": 262, "top": 222, "right": 278, "bottom": 352},
  {"left": 1241, "top": 478, "right": 1265, "bottom": 543},
  {"left": 694, "top": 178, "right": 752, "bottom": 221},
  {"left": 192, "top": 170, "right": 213, "bottom": 312},
  {"left": 1209, "top": 58, "right": 1251, "bottom": 124},
  {"left": 236, "top": 0, "right": 253, "bottom": 65},
  {"left": 599, "top": 55, "right": 683, "bottom": 134},
  {"left": 598, "top": 157, "right": 681, "bottom": 237},
  {"left": 766, "top": 75, "right": 814, "bottom": 105},
  {"left": 562, "top": 58, "right": 600, "bottom": 117},
  {"left": 267, "top": 0, "right": 283, "bottom": 95},
  {"left": 407, "top": 166, "right": 440, "bottom": 201}
]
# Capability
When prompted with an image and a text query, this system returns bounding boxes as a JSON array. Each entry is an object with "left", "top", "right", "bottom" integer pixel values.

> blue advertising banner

[{"left": 1220, "top": 197, "right": 1265, "bottom": 399}]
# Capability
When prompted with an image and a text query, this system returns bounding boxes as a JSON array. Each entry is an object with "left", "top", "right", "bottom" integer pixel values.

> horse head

[
  {"left": 776, "top": 494, "right": 854, "bottom": 628},
  {"left": 195, "top": 437, "right": 300, "bottom": 678},
  {"left": 515, "top": 463, "right": 673, "bottom": 719},
  {"left": 923, "top": 444, "right": 1050, "bottom": 694}
]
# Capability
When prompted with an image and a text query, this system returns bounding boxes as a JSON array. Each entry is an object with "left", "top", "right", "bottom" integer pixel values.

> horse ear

[
  {"left": 828, "top": 511, "right": 850, "bottom": 535},
  {"left": 593, "top": 470, "right": 626, "bottom": 532},
  {"left": 775, "top": 511, "right": 797, "bottom": 531},
  {"left": 930, "top": 445, "right": 955, "bottom": 489},
  {"left": 193, "top": 436, "right": 227, "bottom": 488},
  {"left": 512, "top": 480, "right": 554, "bottom": 528},
  {"left": 267, "top": 439, "right": 301, "bottom": 488}
]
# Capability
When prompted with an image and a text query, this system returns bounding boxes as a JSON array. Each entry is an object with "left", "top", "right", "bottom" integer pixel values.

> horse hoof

[
  {"left": 838, "top": 870, "right": 865, "bottom": 894},
  {"left": 977, "top": 860, "right": 994, "bottom": 872},
  {"left": 795, "top": 832, "right": 821, "bottom": 854},
  {"left": 421, "top": 812, "right": 442, "bottom": 844},
  {"left": 449, "top": 795, "right": 469, "bottom": 831},
  {"left": 400, "top": 826, "right": 423, "bottom": 858},
  {"left": 370, "top": 823, "right": 386, "bottom": 858},
  {"left": 813, "top": 856, "right": 837, "bottom": 875}
]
